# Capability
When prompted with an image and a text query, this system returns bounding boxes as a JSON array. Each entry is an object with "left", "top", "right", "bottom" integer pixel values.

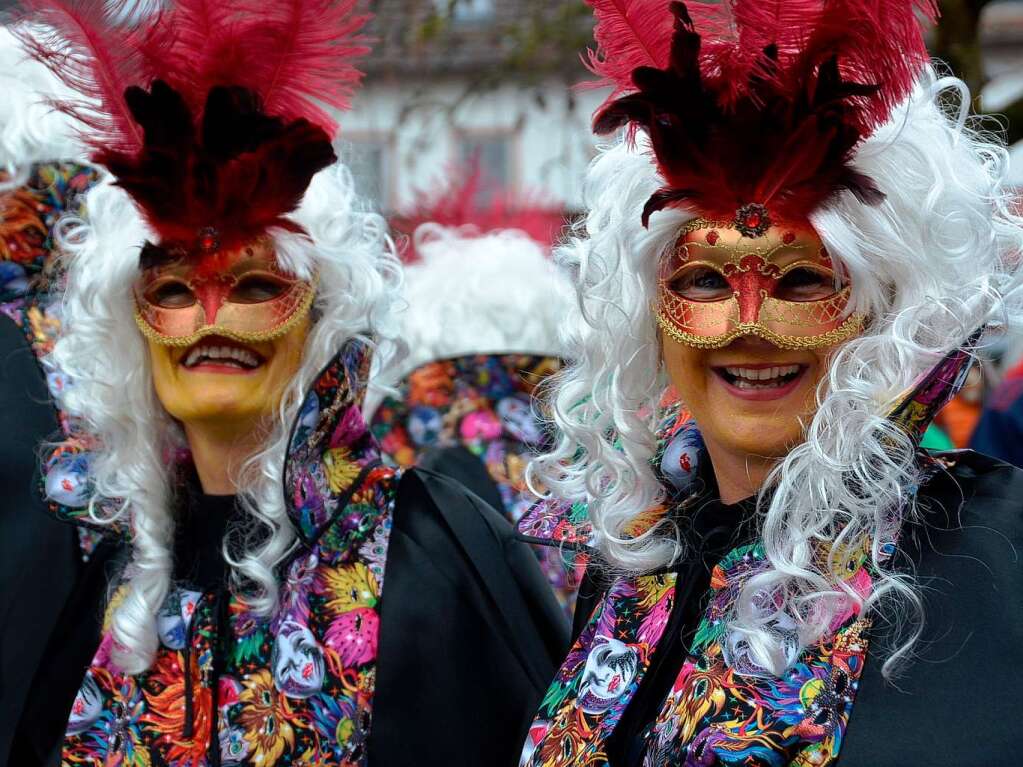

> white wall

[{"left": 340, "top": 77, "right": 609, "bottom": 212}]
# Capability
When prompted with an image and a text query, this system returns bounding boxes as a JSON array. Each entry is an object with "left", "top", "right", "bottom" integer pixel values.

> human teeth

[
  {"left": 723, "top": 365, "right": 800, "bottom": 383},
  {"left": 183, "top": 344, "right": 260, "bottom": 368}
]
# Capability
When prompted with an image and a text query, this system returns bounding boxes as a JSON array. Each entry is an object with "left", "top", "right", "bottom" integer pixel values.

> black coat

[{"left": 7, "top": 460, "right": 569, "bottom": 767}]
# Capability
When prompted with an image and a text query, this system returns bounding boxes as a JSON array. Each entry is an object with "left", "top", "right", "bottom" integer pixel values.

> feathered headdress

[
  {"left": 584, "top": 0, "right": 938, "bottom": 228},
  {"left": 15, "top": 0, "right": 371, "bottom": 252}
]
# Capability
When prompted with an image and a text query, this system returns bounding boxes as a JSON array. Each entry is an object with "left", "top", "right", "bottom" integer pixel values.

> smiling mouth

[
  {"left": 181, "top": 339, "right": 264, "bottom": 371},
  {"left": 717, "top": 364, "right": 805, "bottom": 390}
]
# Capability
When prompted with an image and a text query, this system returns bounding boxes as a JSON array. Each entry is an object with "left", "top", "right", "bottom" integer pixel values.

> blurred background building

[{"left": 341, "top": 0, "right": 1023, "bottom": 214}]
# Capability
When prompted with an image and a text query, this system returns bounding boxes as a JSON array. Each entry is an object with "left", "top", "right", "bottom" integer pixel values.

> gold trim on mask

[
  {"left": 656, "top": 304, "right": 865, "bottom": 350},
  {"left": 134, "top": 280, "right": 317, "bottom": 347}
]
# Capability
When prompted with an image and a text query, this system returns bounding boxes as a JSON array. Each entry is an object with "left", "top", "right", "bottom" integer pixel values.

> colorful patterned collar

[{"left": 42, "top": 337, "right": 383, "bottom": 549}]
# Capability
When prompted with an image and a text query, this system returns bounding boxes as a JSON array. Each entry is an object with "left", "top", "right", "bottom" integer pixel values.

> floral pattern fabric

[
  {"left": 370, "top": 352, "right": 582, "bottom": 614},
  {"left": 0, "top": 162, "right": 102, "bottom": 556},
  {"left": 61, "top": 339, "right": 399, "bottom": 766}
]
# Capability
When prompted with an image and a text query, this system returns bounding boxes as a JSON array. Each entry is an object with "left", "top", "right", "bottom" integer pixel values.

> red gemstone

[
  {"left": 783, "top": 231, "right": 796, "bottom": 244},
  {"left": 706, "top": 230, "right": 720, "bottom": 245},
  {"left": 745, "top": 213, "right": 761, "bottom": 229}
]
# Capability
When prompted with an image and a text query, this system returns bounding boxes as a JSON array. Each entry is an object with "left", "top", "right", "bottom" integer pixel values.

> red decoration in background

[{"left": 389, "top": 156, "right": 567, "bottom": 261}]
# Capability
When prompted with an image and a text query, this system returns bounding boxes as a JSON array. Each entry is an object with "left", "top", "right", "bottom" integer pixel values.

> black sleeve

[
  {"left": 0, "top": 315, "right": 80, "bottom": 764},
  {"left": 368, "top": 468, "right": 570, "bottom": 767},
  {"left": 418, "top": 445, "right": 506, "bottom": 514},
  {"left": 839, "top": 451, "right": 1023, "bottom": 767}
]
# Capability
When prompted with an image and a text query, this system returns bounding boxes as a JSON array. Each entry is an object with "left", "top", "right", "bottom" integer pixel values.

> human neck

[
  {"left": 703, "top": 439, "right": 777, "bottom": 505},
  {"left": 184, "top": 420, "right": 267, "bottom": 495}
]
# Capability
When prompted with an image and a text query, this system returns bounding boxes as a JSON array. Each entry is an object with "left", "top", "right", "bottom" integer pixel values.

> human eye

[
  {"left": 144, "top": 279, "right": 195, "bottom": 308},
  {"left": 667, "top": 266, "right": 731, "bottom": 301},
  {"left": 229, "top": 273, "right": 292, "bottom": 304},
  {"left": 775, "top": 266, "right": 840, "bottom": 302}
]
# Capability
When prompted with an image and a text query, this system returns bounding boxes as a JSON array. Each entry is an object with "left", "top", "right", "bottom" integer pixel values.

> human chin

[
  {"left": 148, "top": 324, "right": 307, "bottom": 427},
  {"left": 703, "top": 340, "right": 823, "bottom": 455}
]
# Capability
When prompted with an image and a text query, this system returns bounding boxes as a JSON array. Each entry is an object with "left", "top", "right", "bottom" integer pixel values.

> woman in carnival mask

[
  {"left": 518, "top": 2, "right": 1023, "bottom": 766},
  {"left": 15, "top": 2, "right": 566, "bottom": 766}
]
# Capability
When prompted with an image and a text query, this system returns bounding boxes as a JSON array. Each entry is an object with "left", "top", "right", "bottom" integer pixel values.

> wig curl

[
  {"left": 388, "top": 224, "right": 572, "bottom": 375},
  {"left": 530, "top": 67, "right": 1023, "bottom": 678},
  {"left": 51, "top": 161, "right": 402, "bottom": 673},
  {"left": 0, "top": 24, "right": 86, "bottom": 187}
]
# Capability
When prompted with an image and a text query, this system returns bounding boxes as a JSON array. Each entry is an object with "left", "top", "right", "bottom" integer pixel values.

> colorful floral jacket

[
  {"left": 516, "top": 343, "right": 978, "bottom": 767},
  {"left": 54, "top": 339, "right": 400, "bottom": 767},
  {"left": 370, "top": 352, "right": 581, "bottom": 614}
]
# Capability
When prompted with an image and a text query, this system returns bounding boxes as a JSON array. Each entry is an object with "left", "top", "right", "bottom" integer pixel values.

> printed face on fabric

[
  {"left": 0, "top": 162, "right": 103, "bottom": 557},
  {"left": 659, "top": 220, "right": 860, "bottom": 460},
  {"left": 60, "top": 340, "right": 402, "bottom": 766}
]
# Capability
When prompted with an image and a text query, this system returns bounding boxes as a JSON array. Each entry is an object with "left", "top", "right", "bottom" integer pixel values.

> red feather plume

[
  {"left": 14, "top": 0, "right": 161, "bottom": 157},
  {"left": 587, "top": 0, "right": 938, "bottom": 226},
  {"left": 14, "top": 0, "right": 372, "bottom": 252},
  {"left": 584, "top": 0, "right": 676, "bottom": 97}
]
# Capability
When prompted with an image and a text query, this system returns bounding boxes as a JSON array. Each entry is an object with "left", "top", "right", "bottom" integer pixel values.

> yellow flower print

[
  {"left": 237, "top": 670, "right": 296, "bottom": 767},
  {"left": 317, "top": 561, "right": 379, "bottom": 614},
  {"left": 323, "top": 447, "right": 360, "bottom": 493}
]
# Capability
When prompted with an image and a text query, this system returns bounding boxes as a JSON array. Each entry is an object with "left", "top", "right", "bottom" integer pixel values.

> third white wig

[
  {"left": 530, "top": 68, "right": 1023, "bottom": 678},
  {"left": 375, "top": 223, "right": 573, "bottom": 389},
  {"left": 51, "top": 162, "right": 402, "bottom": 673},
  {"left": 0, "top": 25, "right": 85, "bottom": 186}
]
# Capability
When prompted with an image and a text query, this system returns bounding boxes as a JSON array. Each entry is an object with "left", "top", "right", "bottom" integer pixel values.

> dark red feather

[
  {"left": 14, "top": 0, "right": 373, "bottom": 254},
  {"left": 588, "top": 0, "right": 937, "bottom": 226}
]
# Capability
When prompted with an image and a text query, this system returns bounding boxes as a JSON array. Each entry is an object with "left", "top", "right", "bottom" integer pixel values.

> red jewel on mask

[
  {"left": 783, "top": 231, "right": 796, "bottom": 244},
  {"left": 734, "top": 203, "right": 771, "bottom": 238},
  {"left": 196, "top": 226, "right": 220, "bottom": 255},
  {"left": 706, "top": 230, "right": 719, "bottom": 245}
]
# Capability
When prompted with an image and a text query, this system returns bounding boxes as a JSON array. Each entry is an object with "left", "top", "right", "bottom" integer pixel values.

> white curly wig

[
  {"left": 369, "top": 223, "right": 573, "bottom": 403},
  {"left": 530, "top": 68, "right": 1023, "bottom": 678},
  {"left": 51, "top": 162, "right": 403, "bottom": 673},
  {"left": 0, "top": 24, "right": 86, "bottom": 184}
]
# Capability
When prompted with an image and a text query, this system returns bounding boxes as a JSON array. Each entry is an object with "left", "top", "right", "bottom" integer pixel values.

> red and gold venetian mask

[
  {"left": 133, "top": 236, "right": 316, "bottom": 347},
  {"left": 656, "top": 219, "right": 864, "bottom": 350}
]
